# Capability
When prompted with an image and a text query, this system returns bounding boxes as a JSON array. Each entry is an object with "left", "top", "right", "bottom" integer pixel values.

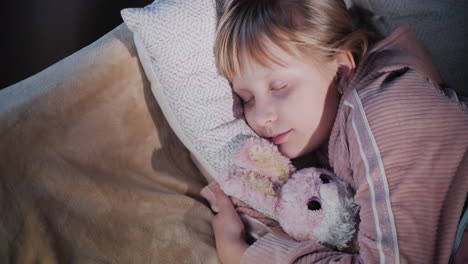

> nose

[{"left": 254, "top": 99, "right": 277, "bottom": 126}]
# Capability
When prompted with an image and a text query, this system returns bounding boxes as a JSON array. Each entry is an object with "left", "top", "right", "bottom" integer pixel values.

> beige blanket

[{"left": 0, "top": 24, "right": 219, "bottom": 263}]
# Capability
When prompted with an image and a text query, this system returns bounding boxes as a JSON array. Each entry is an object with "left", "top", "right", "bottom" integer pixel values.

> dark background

[{"left": 1, "top": 0, "right": 152, "bottom": 89}]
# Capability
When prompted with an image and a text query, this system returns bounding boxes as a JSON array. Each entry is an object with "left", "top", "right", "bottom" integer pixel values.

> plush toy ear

[
  {"left": 218, "top": 169, "right": 281, "bottom": 220},
  {"left": 218, "top": 137, "right": 294, "bottom": 219},
  {"left": 233, "top": 137, "right": 295, "bottom": 182}
]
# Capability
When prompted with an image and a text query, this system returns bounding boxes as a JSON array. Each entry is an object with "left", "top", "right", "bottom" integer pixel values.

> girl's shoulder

[
  {"left": 342, "top": 25, "right": 442, "bottom": 97},
  {"left": 330, "top": 25, "right": 467, "bottom": 171},
  {"left": 337, "top": 24, "right": 468, "bottom": 123}
]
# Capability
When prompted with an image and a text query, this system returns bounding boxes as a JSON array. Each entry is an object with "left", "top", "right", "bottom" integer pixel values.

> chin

[
  {"left": 279, "top": 141, "right": 317, "bottom": 160},
  {"left": 278, "top": 145, "right": 303, "bottom": 159}
]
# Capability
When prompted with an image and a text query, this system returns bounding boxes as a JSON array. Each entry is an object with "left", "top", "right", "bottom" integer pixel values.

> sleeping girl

[{"left": 197, "top": 0, "right": 468, "bottom": 263}]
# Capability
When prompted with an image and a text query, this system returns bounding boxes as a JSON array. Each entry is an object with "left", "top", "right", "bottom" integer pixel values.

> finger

[
  {"left": 209, "top": 183, "right": 237, "bottom": 214},
  {"left": 213, "top": 205, "right": 245, "bottom": 234},
  {"left": 231, "top": 197, "right": 249, "bottom": 207},
  {"left": 200, "top": 182, "right": 219, "bottom": 213}
]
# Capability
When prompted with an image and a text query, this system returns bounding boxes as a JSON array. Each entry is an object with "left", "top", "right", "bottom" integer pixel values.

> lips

[{"left": 270, "top": 129, "right": 292, "bottom": 144}]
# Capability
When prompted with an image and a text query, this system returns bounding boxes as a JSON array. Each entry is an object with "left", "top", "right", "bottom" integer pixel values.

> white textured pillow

[{"left": 121, "top": 0, "right": 256, "bottom": 180}]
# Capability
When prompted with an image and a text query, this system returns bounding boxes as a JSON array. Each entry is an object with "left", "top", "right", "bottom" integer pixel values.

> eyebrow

[{"left": 232, "top": 63, "right": 288, "bottom": 92}]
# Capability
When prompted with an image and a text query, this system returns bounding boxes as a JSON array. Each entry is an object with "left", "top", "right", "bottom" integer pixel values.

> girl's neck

[{"left": 292, "top": 141, "right": 330, "bottom": 170}]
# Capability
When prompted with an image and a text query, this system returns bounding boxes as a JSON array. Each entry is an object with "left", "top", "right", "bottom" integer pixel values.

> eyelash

[
  {"left": 273, "top": 84, "right": 288, "bottom": 91},
  {"left": 241, "top": 84, "right": 289, "bottom": 105},
  {"left": 242, "top": 97, "right": 254, "bottom": 105}
]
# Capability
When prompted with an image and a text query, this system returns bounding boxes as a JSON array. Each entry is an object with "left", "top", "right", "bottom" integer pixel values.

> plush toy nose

[
  {"left": 320, "top": 174, "right": 332, "bottom": 184},
  {"left": 307, "top": 198, "right": 322, "bottom": 211}
]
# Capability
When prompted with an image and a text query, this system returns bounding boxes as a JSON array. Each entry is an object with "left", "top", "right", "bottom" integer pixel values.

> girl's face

[{"left": 232, "top": 44, "right": 343, "bottom": 159}]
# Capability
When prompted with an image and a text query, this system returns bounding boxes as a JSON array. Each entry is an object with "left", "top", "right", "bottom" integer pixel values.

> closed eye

[
  {"left": 271, "top": 84, "right": 288, "bottom": 91},
  {"left": 235, "top": 92, "right": 254, "bottom": 106},
  {"left": 271, "top": 84, "right": 290, "bottom": 98},
  {"left": 242, "top": 96, "right": 254, "bottom": 105}
]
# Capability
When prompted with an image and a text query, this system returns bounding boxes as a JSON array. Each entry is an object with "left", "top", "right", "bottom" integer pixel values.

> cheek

[
  {"left": 282, "top": 95, "right": 323, "bottom": 131},
  {"left": 243, "top": 108, "right": 258, "bottom": 132}
]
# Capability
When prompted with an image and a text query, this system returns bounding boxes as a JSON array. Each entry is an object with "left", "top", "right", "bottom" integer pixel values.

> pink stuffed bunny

[{"left": 218, "top": 137, "right": 359, "bottom": 250}]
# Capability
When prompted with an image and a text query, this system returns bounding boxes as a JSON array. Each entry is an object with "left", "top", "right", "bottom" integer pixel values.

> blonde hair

[{"left": 215, "top": 0, "right": 371, "bottom": 80}]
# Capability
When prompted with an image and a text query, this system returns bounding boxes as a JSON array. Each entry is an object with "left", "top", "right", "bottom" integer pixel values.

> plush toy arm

[{"left": 218, "top": 169, "right": 280, "bottom": 220}]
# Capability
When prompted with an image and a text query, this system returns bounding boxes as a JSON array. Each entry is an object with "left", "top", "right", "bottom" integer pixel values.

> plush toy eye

[
  {"left": 307, "top": 198, "right": 321, "bottom": 211},
  {"left": 320, "top": 174, "right": 332, "bottom": 184}
]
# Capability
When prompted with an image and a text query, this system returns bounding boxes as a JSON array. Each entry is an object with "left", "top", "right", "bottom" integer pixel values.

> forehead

[
  {"left": 232, "top": 41, "right": 323, "bottom": 90},
  {"left": 231, "top": 60, "right": 285, "bottom": 91},
  {"left": 232, "top": 41, "right": 300, "bottom": 86},
  {"left": 247, "top": 37, "right": 299, "bottom": 67}
]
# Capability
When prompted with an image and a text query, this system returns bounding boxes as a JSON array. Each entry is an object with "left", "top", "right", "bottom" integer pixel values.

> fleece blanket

[{"left": 0, "top": 24, "right": 219, "bottom": 263}]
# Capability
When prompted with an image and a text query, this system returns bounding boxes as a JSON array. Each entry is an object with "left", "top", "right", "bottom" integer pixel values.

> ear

[
  {"left": 330, "top": 50, "right": 356, "bottom": 94},
  {"left": 333, "top": 49, "right": 356, "bottom": 71}
]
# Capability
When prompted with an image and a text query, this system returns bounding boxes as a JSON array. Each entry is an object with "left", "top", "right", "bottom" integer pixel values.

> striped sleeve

[
  {"left": 240, "top": 232, "right": 342, "bottom": 264},
  {"left": 241, "top": 69, "right": 468, "bottom": 263},
  {"left": 346, "top": 68, "right": 468, "bottom": 263}
]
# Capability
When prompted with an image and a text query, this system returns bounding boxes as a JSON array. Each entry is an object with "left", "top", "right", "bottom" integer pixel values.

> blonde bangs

[
  {"left": 215, "top": 1, "right": 301, "bottom": 81},
  {"left": 214, "top": 0, "right": 371, "bottom": 80}
]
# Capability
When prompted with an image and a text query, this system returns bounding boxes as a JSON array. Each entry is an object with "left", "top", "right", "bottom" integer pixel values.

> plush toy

[{"left": 218, "top": 137, "right": 359, "bottom": 250}]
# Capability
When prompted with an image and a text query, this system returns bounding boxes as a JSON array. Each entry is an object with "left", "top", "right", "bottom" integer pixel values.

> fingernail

[
  {"left": 200, "top": 185, "right": 219, "bottom": 213},
  {"left": 200, "top": 188, "right": 208, "bottom": 200}
]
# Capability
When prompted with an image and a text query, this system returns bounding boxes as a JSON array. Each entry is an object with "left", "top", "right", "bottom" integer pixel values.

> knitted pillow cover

[{"left": 121, "top": 0, "right": 256, "bottom": 180}]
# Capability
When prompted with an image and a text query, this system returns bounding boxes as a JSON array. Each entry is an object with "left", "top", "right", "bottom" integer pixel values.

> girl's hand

[{"left": 201, "top": 182, "right": 249, "bottom": 264}]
